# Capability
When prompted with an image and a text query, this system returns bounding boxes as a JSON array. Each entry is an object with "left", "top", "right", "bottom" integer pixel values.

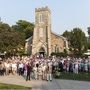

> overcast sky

[{"left": 0, "top": 0, "right": 90, "bottom": 36}]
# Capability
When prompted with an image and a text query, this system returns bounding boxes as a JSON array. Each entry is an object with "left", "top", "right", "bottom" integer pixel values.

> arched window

[
  {"left": 39, "top": 47, "right": 45, "bottom": 52},
  {"left": 57, "top": 46, "right": 59, "bottom": 53},
  {"left": 54, "top": 45, "right": 59, "bottom": 53},
  {"left": 39, "top": 28, "right": 44, "bottom": 38},
  {"left": 55, "top": 45, "right": 57, "bottom": 53},
  {"left": 39, "top": 13, "right": 44, "bottom": 23},
  {"left": 39, "top": 14, "right": 42, "bottom": 22}
]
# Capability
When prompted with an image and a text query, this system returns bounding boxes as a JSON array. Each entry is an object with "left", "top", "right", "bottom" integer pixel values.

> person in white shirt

[
  {"left": 74, "top": 61, "right": 79, "bottom": 74},
  {"left": 4, "top": 61, "right": 10, "bottom": 75},
  {"left": 46, "top": 62, "right": 52, "bottom": 81},
  {"left": 33, "top": 65, "right": 38, "bottom": 80},
  {"left": 12, "top": 62, "right": 17, "bottom": 75},
  {"left": 18, "top": 62, "right": 24, "bottom": 76},
  {"left": 42, "top": 64, "right": 47, "bottom": 80}
]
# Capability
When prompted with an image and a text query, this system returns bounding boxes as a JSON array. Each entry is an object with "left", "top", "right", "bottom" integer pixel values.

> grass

[
  {"left": 0, "top": 83, "right": 31, "bottom": 90},
  {"left": 54, "top": 72, "right": 90, "bottom": 81}
]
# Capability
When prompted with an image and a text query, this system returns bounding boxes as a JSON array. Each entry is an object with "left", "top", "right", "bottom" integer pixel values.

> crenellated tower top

[{"left": 35, "top": 6, "right": 51, "bottom": 13}]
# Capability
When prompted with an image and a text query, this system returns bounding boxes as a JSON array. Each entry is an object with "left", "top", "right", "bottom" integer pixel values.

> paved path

[{"left": 0, "top": 74, "right": 90, "bottom": 90}]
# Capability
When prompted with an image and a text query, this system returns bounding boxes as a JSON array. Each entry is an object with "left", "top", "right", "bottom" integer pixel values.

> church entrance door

[{"left": 39, "top": 47, "right": 45, "bottom": 58}]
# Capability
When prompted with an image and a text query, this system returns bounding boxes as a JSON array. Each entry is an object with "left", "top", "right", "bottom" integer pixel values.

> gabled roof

[{"left": 51, "top": 31, "right": 67, "bottom": 41}]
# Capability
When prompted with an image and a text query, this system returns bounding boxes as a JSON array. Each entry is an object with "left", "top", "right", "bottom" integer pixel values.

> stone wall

[{"left": 51, "top": 32, "right": 65, "bottom": 53}]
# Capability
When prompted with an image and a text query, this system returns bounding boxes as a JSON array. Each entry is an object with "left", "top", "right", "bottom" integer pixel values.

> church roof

[
  {"left": 26, "top": 32, "right": 67, "bottom": 42},
  {"left": 51, "top": 32, "right": 67, "bottom": 41}
]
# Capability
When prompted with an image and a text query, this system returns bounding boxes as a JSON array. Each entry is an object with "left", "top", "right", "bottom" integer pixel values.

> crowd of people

[
  {"left": 0, "top": 55, "right": 90, "bottom": 81},
  {"left": 56, "top": 57, "right": 90, "bottom": 74},
  {"left": 0, "top": 56, "right": 53, "bottom": 81}
]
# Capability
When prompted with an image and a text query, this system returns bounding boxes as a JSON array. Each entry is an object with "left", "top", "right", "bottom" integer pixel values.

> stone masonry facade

[{"left": 25, "top": 6, "right": 68, "bottom": 56}]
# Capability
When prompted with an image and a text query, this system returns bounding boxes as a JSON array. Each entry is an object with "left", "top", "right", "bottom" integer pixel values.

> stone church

[{"left": 25, "top": 6, "right": 68, "bottom": 56}]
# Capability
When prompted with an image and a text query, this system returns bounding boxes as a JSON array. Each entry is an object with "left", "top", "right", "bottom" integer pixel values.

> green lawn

[
  {"left": 0, "top": 83, "right": 31, "bottom": 90},
  {"left": 54, "top": 72, "right": 90, "bottom": 81}
]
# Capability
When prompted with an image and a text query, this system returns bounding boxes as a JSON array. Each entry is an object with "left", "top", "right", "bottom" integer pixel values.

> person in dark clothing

[
  {"left": 36, "top": 63, "right": 39, "bottom": 68},
  {"left": 58, "top": 61, "right": 63, "bottom": 72},
  {"left": 0, "top": 61, "right": 4, "bottom": 76},
  {"left": 0, "top": 62, "right": 3, "bottom": 76},
  {"left": 26, "top": 63, "right": 32, "bottom": 81},
  {"left": 69, "top": 62, "right": 73, "bottom": 73}
]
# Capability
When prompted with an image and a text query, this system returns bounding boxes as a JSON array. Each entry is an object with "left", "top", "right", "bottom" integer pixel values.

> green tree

[
  {"left": 87, "top": 28, "right": 90, "bottom": 49},
  {"left": 0, "top": 22, "right": 11, "bottom": 31},
  {"left": 87, "top": 27, "right": 90, "bottom": 37},
  {"left": 62, "top": 28, "right": 88, "bottom": 56},
  {"left": 62, "top": 30, "right": 71, "bottom": 40},
  {"left": 12, "top": 20, "right": 34, "bottom": 39},
  {"left": 71, "top": 28, "right": 87, "bottom": 52},
  {"left": 62, "top": 30, "right": 71, "bottom": 46},
  {"left": 87, "top": 42, "right": 90, "bottom": 49},
  {"left": 0, "top": 22, "right": 25, "bottom": 55}
]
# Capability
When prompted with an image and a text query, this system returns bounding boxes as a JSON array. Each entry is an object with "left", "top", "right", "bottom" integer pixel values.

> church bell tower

[{"left": 32, "top": 6, "right": 51, "bottom": 56}]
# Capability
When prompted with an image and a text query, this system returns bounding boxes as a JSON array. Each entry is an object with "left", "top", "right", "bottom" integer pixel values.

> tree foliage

[
  {"left": 87, "top": 37, "right": 90, "bottom": 49},
  {"left": 0, "top": 22, "right": 25, "bottom": 55},
  {"left": 12, "top": 20, "right": 34, "bottom": 39},
  {"left": 51, "top": 52, "right": 68, "bottom": 57},
  {"left": 87, "top": 28, "right": 90, "bottom": 49},
  {"left": 62, "top": 28, "right": 88, "bottom": 55}
]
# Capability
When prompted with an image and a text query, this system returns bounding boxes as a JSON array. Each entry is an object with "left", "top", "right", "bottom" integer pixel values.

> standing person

[
  {"left": 18, "top": 62, "right": 24, "bottom": 76},
  {"left": 69, "top": 61, "right": 73, "bottom": 73},
  {"left": 4, "top": 61, "right": 10, "bottom": 75},
  {"left": 0, "top": 61, "right": 3, "bottom": 76},
  {"left": 46, "top": 62, "right": 52, "bottom": 81},
  {"left": 33, "top": 64, "right": 38, "bottom": 80},
  {"left": 1, "top": 61, "right": 5, "bottom": 76},
  {"left": 23, "top": 62, "right": 27, "bottom": 79},
  {"left": 58, "top": 61, "right": 63, "bottom": 72},
  {"left": 42, "top": 64, "right": 46, "bottom": 80},
  {"left": 85, "top": 60, "right": 88, "bottom": 72},
  {"left": 74, "top": 61, "right": 79, "bottom": 74},
  {"left": 81, "top": 59, "right": 84, "bottom": 72},
  {"left": 26, "top": 62, "right": 32, "bottom": 81},
  {"left": 12, "top": 61, "right": 17, "bottom": 75},
  {"left": 88, "top": 59, "right": 90, "bottom": 72},
  {"left": 38, "top": 64, "right": 43, "bottom": 80}
]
